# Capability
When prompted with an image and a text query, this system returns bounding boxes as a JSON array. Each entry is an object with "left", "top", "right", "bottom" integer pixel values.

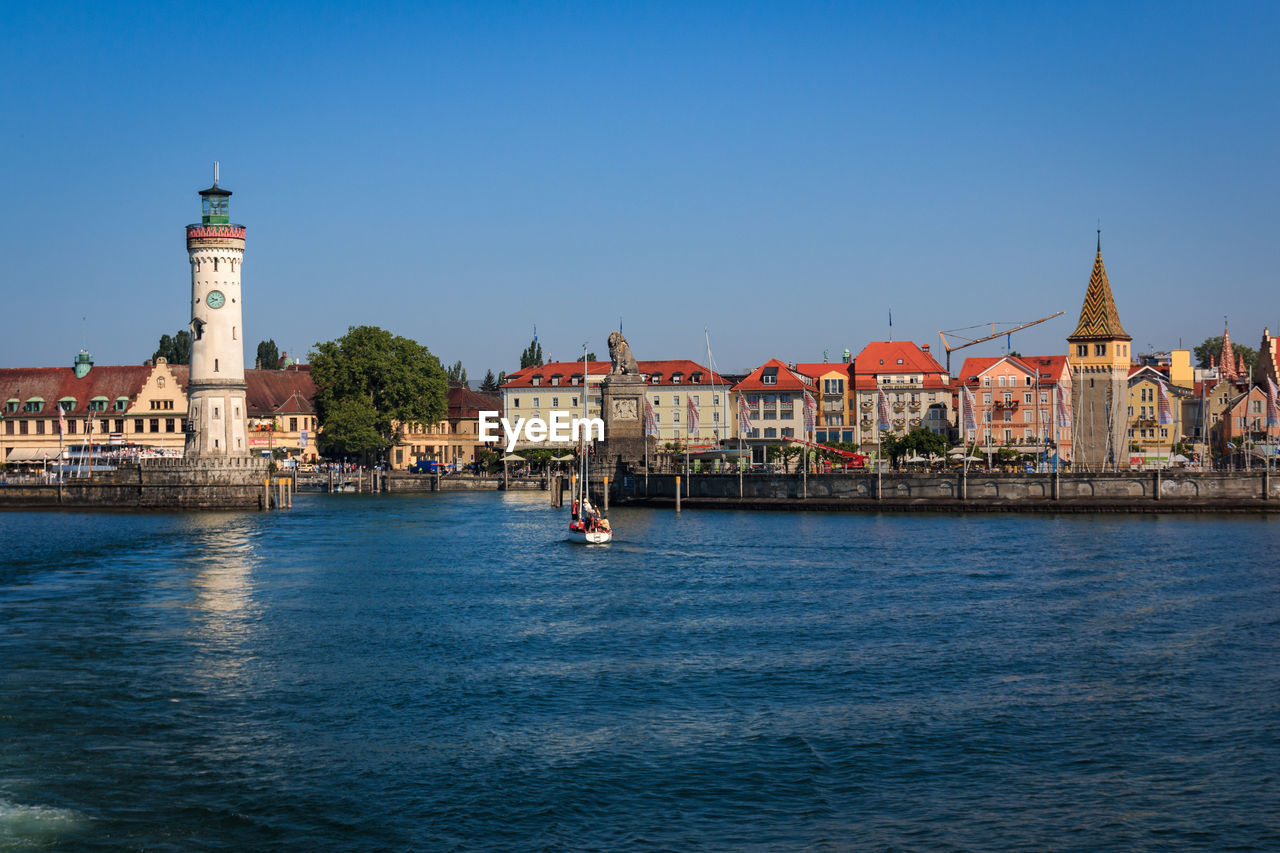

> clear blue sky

[{"left": 2, "top": 1, "right": 1276, "bottom": 377}]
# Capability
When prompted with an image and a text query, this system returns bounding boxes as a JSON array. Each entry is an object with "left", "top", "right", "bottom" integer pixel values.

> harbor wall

[
  {"left": 0, "top": 458, "right": 270, "bottom": 510},
  {"left": 609, "top": 470, "right": 1280, "bottom": 512}
]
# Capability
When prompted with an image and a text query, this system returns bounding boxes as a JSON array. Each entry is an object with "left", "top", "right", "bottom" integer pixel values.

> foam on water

[{"left": 0, "top": 798, "right": 85, "bottom": 849}]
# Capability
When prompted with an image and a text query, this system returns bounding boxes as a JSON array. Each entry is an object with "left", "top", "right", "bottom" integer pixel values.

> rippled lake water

[{"left": 1, "top": 493, "right": 1278, "bottom": 851}]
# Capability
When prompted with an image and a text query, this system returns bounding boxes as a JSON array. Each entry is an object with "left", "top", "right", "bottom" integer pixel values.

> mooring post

[
  {"left": 959, "top": 468, "right": 967, "bottom": 501},
  {"left": 603, "top": 476, "right": 609, "bottom": 513},
  {"left": 1052, "top": 470, "right": 1060, "bottom": 500},
  {"left": 676, "top": 475, "right": 682, "bottom": 514},
  {"left": 1265, "top": 468, "right": 1271, "bottom": 500},
  {"left": 1154, "top": 468, "right": 1162, "bottom": 501},
  {"left": 264, "top": 476, "right": 271, "bottom": 510},
  {"left": 328, "top": 468, "right": 334, "bottom": 493}
]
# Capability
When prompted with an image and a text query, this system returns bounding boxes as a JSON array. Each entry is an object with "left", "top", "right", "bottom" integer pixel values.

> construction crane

[{"left": 937, "top": 312, "right": 1066, "bottom": 377}]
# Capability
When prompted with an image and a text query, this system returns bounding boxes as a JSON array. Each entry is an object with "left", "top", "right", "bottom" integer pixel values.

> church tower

[
  {"left": 1067, "top": 232, "right": 1132, "bottom": 471},
  {"left": 185, "top": 164, "right": 249, "bottom": 458}
]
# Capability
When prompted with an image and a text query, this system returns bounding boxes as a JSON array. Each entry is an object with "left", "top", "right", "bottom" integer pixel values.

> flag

[
  {"left": 1157, "top": 381, "right": 1174, "bottom": 426},
  {"left": 1055, "top": 385, "right": 1071, "bottom": 427},
  {"left": 644, "top": 397, "right": 659, "bottom": 437},
  {"left": 1268, "top": 378, "right": 1279, "bottom": 428},
  {"left": 686, "top": 395, "right": 700, "bottom": 433},
  {"left": 876, "top": 389, "right": 891, "bottom": 431},
  {"left": 962, "top": 386, "right": 977, "bottom": 431},
  {"left": 58, "top": 404, "right": 67, "bottom": 435},
  {"left": 737, "top": 394, "right": 754, "bottom": 434},
  {"left": 802, "top": 389, "right": 816, "bottom": 433}
]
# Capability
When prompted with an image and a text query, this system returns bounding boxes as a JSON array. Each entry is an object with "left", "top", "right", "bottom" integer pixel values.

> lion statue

[{"left": 607, "top": 331, "right": 640, "bottom": 375}]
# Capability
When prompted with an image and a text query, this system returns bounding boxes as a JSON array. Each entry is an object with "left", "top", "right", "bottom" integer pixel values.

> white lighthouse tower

[{"left": 185, "top": 163, "right": 250, "bottom": 458}]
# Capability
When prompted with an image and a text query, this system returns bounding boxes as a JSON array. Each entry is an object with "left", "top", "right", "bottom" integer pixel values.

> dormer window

[
  {"left": 672, "top": 373, "right": 682, "bottom": 384},
  {"left": 651, "top": 374, "right": 662, "bottom": 384},
  {"left": 691, "top": 372, "right": 702, "bottom": 383},
  {"left": 762, "top": 375, "right": 777, "bottom": 385},
  {"left": 571, "top": 375, "right": 581, "bottom": 386},
  {"left": 531, "top": 376, "right": 541, "bottom": 386},
  {"left": 550, "top": 375, "right": 561, "bottom": 386},
  {"left": 897, "top": 359, "right": 904, "bottom": 364}
]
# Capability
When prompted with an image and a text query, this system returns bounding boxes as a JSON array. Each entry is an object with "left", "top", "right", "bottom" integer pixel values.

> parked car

[{"left": 409, "top": 459, "right": 439, "bottom": 474}]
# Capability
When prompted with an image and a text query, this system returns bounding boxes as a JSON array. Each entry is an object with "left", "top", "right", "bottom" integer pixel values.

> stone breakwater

[
  {"left": 0, "top": 458, "right": 270, "bottom": 510},
  {"left": 608, "top": 470, "right": 1280, "bottom": 513}
]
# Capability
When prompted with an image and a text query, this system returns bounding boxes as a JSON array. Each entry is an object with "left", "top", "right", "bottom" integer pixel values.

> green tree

[
  {"left": 880, "top": 428, "right": 948, "bottom": 466},
  {"left": 256, "top": 339, "right": 280, "bottom": 370},
  {"left": 151, "top": 329, "right": 191, "bottom": 365},
  {"left": 309, "top": 325, "right": 448, "bottom": 463},
  {"left": 496, "top": 370, "right": 507, "bottom": 388},
  {"left": 445, "top": 360, "right": 468, "bottom": 385},
  {"left": 1194, "top": 336, "right": 1256, "bottom": 371},
  {"left": 585, "top": 351, "right": 597, "bottom": 362},
  {"left": 766, "top": 443, "right": 803, "bottom": 472},
  {"left": 520, "top": 338, "right": 544, "bottom": 369},
  {"left": 480, "top": 370, "right": 499, "bottom": 393}
]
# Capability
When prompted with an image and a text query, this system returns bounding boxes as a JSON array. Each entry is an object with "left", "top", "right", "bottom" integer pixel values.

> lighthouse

[{"left": 185, "top": 164, "right": 250, "bottom": 458}]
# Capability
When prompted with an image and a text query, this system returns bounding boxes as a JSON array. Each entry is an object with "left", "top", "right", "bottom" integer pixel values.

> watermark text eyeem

[{"left": 478, "top": 411, "right": 605, "bottom": 453}]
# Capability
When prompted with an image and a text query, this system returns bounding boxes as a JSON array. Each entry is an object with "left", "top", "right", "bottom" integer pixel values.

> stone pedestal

[{"left": 600, "top": 374, "right": 653, "bottom": 470}]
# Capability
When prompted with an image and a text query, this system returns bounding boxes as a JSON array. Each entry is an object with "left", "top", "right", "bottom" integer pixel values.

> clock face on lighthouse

[{"left": 206, "top": 290, "right": 226, "bottom": 309}]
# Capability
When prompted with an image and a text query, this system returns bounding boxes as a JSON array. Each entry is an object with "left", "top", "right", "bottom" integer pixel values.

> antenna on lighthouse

[{"left": 213, "top": 161, "right": 219, "bottom": 186}]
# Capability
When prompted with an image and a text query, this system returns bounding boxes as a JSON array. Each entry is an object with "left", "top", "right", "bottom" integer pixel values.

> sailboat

[{"left": 569, "top": 344, "right": 613, "bottom": 544}]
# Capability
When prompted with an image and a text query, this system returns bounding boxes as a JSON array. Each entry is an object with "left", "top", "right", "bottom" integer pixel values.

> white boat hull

[{"left": 569, "top": 528, "right": 612, "bottom": 544}]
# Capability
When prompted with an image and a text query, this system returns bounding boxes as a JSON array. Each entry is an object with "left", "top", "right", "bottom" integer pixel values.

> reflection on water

[{"left": 186, "top": 516, "right": 261, "bottom": 687}]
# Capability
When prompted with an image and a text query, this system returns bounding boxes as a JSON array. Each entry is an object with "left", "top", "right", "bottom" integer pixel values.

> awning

[{"left": 6, "top": 447, "right": 62, "bottom": 463}]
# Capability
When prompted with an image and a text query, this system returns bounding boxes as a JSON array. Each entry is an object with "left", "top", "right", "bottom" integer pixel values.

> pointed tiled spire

[
  {"left": 1219, "top": 322, "right": 1238, "bottom": 380},
  {"left": 1068, "top": 231, "right": 1131, "bottom": 341}
]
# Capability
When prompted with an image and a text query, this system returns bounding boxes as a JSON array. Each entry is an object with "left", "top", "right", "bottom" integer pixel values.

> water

[{"left": 1, "top": 494, "right": 1278, "bottom": 851}]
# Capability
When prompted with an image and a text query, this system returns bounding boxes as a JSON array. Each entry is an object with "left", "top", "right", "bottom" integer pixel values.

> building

[
  {"left": 850, "top": 341, "right": 952, "bottom": 455},
  {"left": 185, "top": 169, "right": 250, "bottom": 458},
  {"left": 396, "top": 386, "right": 503, "bottom": 470},
  {"left": 1, "top": 357, "right": 318, "bottom": 467},
  {"left": 499, "top": 359, "right": 732, "bottom": 449},
  {"left": 794, "top": 359, "right": 857, "bottom": 445},
  {"left": 956, "top": 355, "right": 1072, "bottom": 461},
  {"left": 1125, "top": 364, "right": 1191, "bottom": 466},
  {"left": 731, "top": 359, "right": 816, "bottom": 461},
  {"left": 1067, "top": 233, "right": 1133, "bottom": 471}
]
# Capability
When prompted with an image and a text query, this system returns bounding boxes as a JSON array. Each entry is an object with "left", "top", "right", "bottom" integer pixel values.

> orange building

[{"left": 956, "top": 355, "right": 1073, "bottom": 463}]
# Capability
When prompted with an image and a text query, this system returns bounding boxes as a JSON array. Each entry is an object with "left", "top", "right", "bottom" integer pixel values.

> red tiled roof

[
  {"left": 0, "top": 364, "right": 164, "bottom": 415},
  {"left": 448, "top": 386, "right": 502, "bottom": 419},
  {"left": 501, "top": 359, "right": 728, "bottom": 389},
  {"left": 852, "top": 341, "right": 948, "bottom": 376},
  {"left": 956, "top": 355, "right": 1069, "bottom": 387},
  {"left": 731, "top": 358, "right": 816, "bottom": 393},
  {"left": 793, "top": 362, "right": 853, "bottom": 381}
]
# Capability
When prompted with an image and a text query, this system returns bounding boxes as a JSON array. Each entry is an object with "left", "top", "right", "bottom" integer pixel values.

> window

[
  {"left": 982, "top": 377, "right": 991, "bottom": 387},
  {"left": 532, "top": 397, "right": 539, "bottom": 408},
  {"left": 23, "top": 400, "right": 43, "bottom": 413},
  {"left": 115, "top": 399, "right": 128, "bottom": 411},
  {"left": 134, "top": 419, "right": 144, "bottom": 432},
  {"left": 512, "top": 398, "right": 520, "bottom": 408},
  {"left": 1094, "top": 344, "right": 1106, "bottom": 356},
  {"left": 997, "top": 376, "right": 1006, "bottom": 387},
  {"left": 4, "top": 401, "right": 16, "bottom": 414},
  {"left": 4, "top": 421, "right": 12, "bottom": 435},
  {"left": 672, "top": 374, "right": 682, "bottom": 384},
  {"left": 762, "top": 375, "right": 776, "bottom": 385},
  {"left": 651, "top": 374, "right": 662, "bottom": 384},
  {"left": 289, "top": 417, "right": 298, "bottom": 431},
  {"left": 157, "top": 377, "right": 165, "bottom": 389},
  {"left": 214, "top": 358, "right": 219, "bottom": 373},
  {"left": 673, "top": 411, "right": 680, "bottom": 423},
  {"left": 571, "top": 397, "right": 578, "bottom": 408},
  {"left": 764, "top": 427, "right": 777, "bottom": 438},
  {"left": 1024, "top": 393, "right": 1033, "bottom": 404},
  {"left": 531, "top": 376, "right": 541, "bottom": 386},
  {"left": 67, "top": 420, "right": 77, "bottom": 434},
  {"left": 552, "top": 397, "right": 559, "bottom": 408},
  {"left": 713, "top": 394, "right": 720, "bottom": 406},
  {"left": 672, "top": 396, "right": 680, "bottom": 406},
  {"left": 166, "top": 418, "right": 176, "bottom": 433},
  {"left": 19, "top": 421, "right": 28, "bottom": 435},
  {"left": 550, "top": 376, "right": 561, "bottom": 386},
  {"left": 983, "top": 393, "right": 992, "bottom": 404},
  {"left": 36, "top": 420, "right": 45, "bottom": 435},
  {"left": 1077, "top": 344, "right": 1088, "bottom": 357},
  {"left": 150, "top": 419, "right": 160, "bottom": 433}
]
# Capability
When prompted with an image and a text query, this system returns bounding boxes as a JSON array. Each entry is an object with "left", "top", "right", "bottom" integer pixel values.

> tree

[
  {"left": 256, "top": 339, "right": 280, "bottom": 370},
  {"left": 151, "top": 330, "right": 191, "bottom": 364},
  {"left": 309, "top": 325, "right": 448, "bottom": 463},
  {"left": 520, "top": 338, "right": 544, "bottom": 369},
  {"left": 446, "top": 360, "right": 468, "bottom": 385},
  {"left": 586, "top": 352, "right": 597, "bottom": 362},
  {"left": 1194, "top": 336, "right": 1256, "bottom": 371},
  {"left": 766, "top": 443, "right": 802, "bottom": 472},
  {"left": 480, "top": 370, "right": 499, "bottom": 393},
  {"left": 880, "top": 428, "right": 948, "bottom": 466}
]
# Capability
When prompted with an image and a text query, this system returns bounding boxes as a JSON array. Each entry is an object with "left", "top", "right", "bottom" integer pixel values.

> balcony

[{"left": 993, "top": 400, "right": 1019, "bottom": 411}]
